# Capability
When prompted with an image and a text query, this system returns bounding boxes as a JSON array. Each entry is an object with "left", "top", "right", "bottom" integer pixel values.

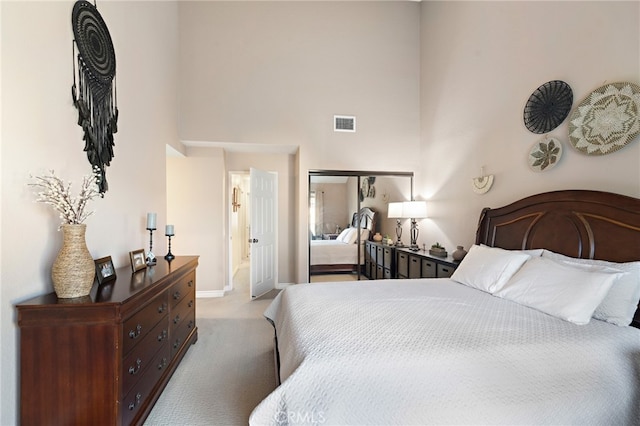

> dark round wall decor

[
  {"left": 523, "top": 80, "right": 573, "bottom": 134},
  {"left": 71, "top": 0, "right": 118, "bottom": 194}
]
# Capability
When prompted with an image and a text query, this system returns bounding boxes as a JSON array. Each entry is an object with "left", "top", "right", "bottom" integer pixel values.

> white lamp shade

[
  {"left": 401, "top": 201, "right": 427, "bottom": 219},
  {"left": 387, "top": 202, "right": 404, "bottom": 218}
]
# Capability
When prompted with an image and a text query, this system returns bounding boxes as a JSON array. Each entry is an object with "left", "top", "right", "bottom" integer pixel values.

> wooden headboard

[
  {"left": 475, "top": 190, "right": 640, "bottom": 328},
  {"left": 350, "top": 207, "right": 378, "bottom": 237}
]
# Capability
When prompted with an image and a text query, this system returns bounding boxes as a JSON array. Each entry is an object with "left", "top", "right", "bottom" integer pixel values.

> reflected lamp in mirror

[
  {"left": 387, "top": 202, "right": 405, "bottom": 247},
  {"left": 402, "top": 201, "right": 428, "bottom": 251}
]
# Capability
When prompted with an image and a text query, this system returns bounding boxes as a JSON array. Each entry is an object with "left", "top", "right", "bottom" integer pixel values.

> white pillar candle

[
  {"left": 165, "top": 225, "right": 174, "bottom": 236},
  {"left": 146, "top": 213, "right": 157, "bottom": 230}
]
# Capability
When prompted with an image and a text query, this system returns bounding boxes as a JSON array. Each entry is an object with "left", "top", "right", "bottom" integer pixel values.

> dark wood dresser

[{"left": 16, "top": 256, "right": 199, "bottom": 426}]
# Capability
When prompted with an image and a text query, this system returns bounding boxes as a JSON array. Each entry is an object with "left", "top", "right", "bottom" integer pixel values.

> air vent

[{"left": 334, "top": 115, "right": 356, "bottom": 132}]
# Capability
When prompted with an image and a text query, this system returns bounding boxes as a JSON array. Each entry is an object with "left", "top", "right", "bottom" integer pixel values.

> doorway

[
  {"left": 228, "top": 169, "right": 278, "bottom": 299},
  {"left": 228, "top": 171, "right": 250, "bottom": 292}
]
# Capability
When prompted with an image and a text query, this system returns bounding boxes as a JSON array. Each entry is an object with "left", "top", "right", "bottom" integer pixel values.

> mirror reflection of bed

[
  {"left": 308, "top": 171, "right": 413, "bottom": 282},
  {"left": 310, "top": 207, "right": 378, "bottom": 280}
]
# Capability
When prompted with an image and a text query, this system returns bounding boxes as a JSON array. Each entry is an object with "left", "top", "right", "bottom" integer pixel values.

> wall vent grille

[{"left": 334, "top": 115, "right": 356, "bottom": 132}]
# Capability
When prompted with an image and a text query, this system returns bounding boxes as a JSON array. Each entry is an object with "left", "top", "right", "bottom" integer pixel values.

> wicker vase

[{"left": 51, "top": 224, "right": 95, "bottom": 298}]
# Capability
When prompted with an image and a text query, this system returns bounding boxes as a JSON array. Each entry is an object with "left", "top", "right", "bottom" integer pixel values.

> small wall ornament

[
  {"left": 71, "top": 0, "right": 118, "bottom": 194},
  {"left": 471, "top": 167, "right": 494, "bottom": 195}
]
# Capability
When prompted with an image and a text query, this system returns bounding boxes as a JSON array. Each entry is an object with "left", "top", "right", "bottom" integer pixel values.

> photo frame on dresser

[
  {"left": 94, "top": 256, "right": 116, "bottom": 284},
  {"left": 129, "top": 249, "right": 146, "bottom": 272}
]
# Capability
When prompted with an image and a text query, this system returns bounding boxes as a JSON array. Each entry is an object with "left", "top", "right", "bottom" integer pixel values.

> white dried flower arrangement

[{"left": 29, "top": 167, "right": 101, "bottom": 225}]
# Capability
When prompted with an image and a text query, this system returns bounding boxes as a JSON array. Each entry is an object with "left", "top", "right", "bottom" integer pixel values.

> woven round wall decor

[
  {"left": 568, "top": 82, "right": 640, "bottom": 155},
  {"left": 71, "top": 0, "right": 118, "bottom": 194},
  {"left": 523, "top": 80, "right": 573, "bottom": 134},
  {"left": 72, "top": 1, "right": 116, "bottom": 88}
]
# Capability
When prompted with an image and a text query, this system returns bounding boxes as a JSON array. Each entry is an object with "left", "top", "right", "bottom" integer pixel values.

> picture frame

[
  {"left": 94, "top": 256, "right": 116, "bottom": 284},
  {"left": 129, "top": 249, "right": 146, "bottom": 272}
]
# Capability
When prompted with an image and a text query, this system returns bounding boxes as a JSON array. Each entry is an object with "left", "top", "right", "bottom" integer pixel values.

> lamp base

[
  {"left": 164, "top": 253, "right": 175, "bottom": 261},
  {"left": 409, "top": 244, "right": 420, "bottom": 252}
]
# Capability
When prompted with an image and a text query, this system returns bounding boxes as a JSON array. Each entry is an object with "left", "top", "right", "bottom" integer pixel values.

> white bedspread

[
  {"left": 310, "top": 239, "right": 363, "bottom": 266},
  {"left": 250, "top": 279, "right": 640, "bottom": 425}
]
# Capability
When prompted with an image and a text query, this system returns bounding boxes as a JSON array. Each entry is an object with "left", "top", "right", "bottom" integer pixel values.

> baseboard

[
  {"left": 196, "top": 290, "right": 225, "bottom": 298},
  {"left": 276, "top": 282, "right": 293, "bottom": 289},
  {"left": 198, "top": 283, "right": 291, "bottom": 298}
]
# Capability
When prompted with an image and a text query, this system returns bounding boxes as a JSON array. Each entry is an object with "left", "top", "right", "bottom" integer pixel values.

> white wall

[
  {"left": 167, "top": 149, "right": 226, "bottom": 295},
  {"left": 1, "top": 1, "right": 179, "bottom": 423},
  {"left": 178, "top": 1, "right": 422, "bottom": 282},
  {"left": 419, "top": 1, "right": 640, "bottom": 254}
]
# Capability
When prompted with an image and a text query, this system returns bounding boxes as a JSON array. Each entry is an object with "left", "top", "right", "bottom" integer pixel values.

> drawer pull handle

[
  {"left": 188, "top": 300, "right": 194, "bottom": 308},
  {"left": 173, "top": 291, "right": 181, "bottom": 300},
  {"left": 158, "top": 357, "right": 168, "bottom": 370},
  {"left": 157, "top": 329, "right": 168, "bottom": 342},
  {"left": 441, "top": 268, "right": 450, "bottom": 272},
  {"left": 158, "top": 303, "right": 167, "bottom": 314},
  {"left": 128, "top": 325, "right": 142, "bottom": 339},
  {"left": 128, "top": 393, "right": 142, "bottom": 411},
  {"left": 128, "top": 358, "right": 142, "bottom": 375},
  {"left": 173, "top": 339, "right": 181, "bottom": 350},
  {"left": 173, "top": 314, "right": 181, "bottom": 325},
  {"left": 411, "top": 258, "right": 418, "bottom": 263},
  {"left": 187, "top": 320, "right": 194, "bottom": 329},
  {"left": 188, "top": 280, "right": 193, "bottom": 287}
]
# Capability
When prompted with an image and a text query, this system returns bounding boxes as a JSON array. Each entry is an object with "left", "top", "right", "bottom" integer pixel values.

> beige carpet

[{"left": 144, "top": 263, "right": 279, "bottom": 426}]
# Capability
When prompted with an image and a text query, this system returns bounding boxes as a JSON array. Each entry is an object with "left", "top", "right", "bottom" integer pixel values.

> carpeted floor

[{"left": 144, "top": 263, "right": 279, "bottom": 426}]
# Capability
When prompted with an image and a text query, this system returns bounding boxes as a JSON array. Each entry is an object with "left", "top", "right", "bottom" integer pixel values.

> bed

[
  {"left": 250, "top": 190, "right": 640, "bottom": 425},
  {"left": 309, "top": 207, "right": 377, "bottom": 274}
]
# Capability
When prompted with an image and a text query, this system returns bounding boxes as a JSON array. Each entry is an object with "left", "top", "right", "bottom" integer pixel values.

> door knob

[{"left": 248, "top": 238, "right": 258, "bottom": 243}]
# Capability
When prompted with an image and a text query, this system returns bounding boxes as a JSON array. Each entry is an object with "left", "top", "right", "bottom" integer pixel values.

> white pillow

[
  {"left": 345, "top": 228, "right": 360, "bottom": 244},
  {"left": 496, "top": 256, "right": 621, "bottom": 325},
  {"left": 480, "top": 244, "right": 544, "bottom": 258},
  {"left": 450, "top": 244, "right": 531, "bottom": 293},
  {"left": 336, "top": 228, "right": 353, "bottom": 243},
  {"left": 359, "top": 229, "right": 370, "bottom": 242},
  {"left": 542, "top": 250, "right": 640, "bottom": 326}
]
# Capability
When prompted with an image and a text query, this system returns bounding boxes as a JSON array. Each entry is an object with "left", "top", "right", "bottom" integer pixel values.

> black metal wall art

[
  {"left": 71, "top": 0, "right": 117, "bottom": 194},
  {"left": 523, "top": 80, "right": 573, "bottom": 134}
]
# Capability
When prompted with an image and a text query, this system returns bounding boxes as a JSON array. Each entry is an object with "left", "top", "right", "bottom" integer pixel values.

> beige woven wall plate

[{"left": 568, "top": 82, "right": 640, "bottom": 155}]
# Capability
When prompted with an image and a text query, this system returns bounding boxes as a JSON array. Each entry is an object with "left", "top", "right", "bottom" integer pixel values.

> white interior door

[{"left": 249, "top": 168, "right": 277, "bottom": 299}]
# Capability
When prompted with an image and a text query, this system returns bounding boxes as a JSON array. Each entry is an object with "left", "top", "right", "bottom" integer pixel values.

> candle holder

[
  {"left": 146, "top": 228, "right": 157, "bottom": 265},
  {"left": 165, "top": 234, "right": 175, "bottom": 261}
]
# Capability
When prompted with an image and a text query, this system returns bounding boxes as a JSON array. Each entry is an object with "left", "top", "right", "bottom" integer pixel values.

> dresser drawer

[
  {"left": 171, "top": 310, "right": 196, "bottom": 358},
  {"left": 122, "top": 318, "right": 169, "bottom": 396},
  {"left": 122, "top": 344, "right": 171, "bottom": 426},
  {"left": 397, "top": 252, "right": 409, "bottom": 277},
  {"left": 170, "top": 271, "right": 196, "bottom": 309},
  {"left": 170, "top": 293, "right": 195, "bottom": 333},
  {"left": 437, "top": 263, "right": 455, "bottom": 278},
  {"left": 421, "top": 259, "right": 436, "bottom": 278},
  {"left": 408, "top": 255, "right": 421, "bottom": 279},
  {"left": 123, "top": 290, "right": 169, "bottom": 356},
  {"left": 368, "top": 243, "right": 377, "bottom": 258},
  {"left": 376, "top": 247, "right": 384, "bottom": 266},
  {"left": 383, "top": 247, "right": 392, "bottom": 268}
]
